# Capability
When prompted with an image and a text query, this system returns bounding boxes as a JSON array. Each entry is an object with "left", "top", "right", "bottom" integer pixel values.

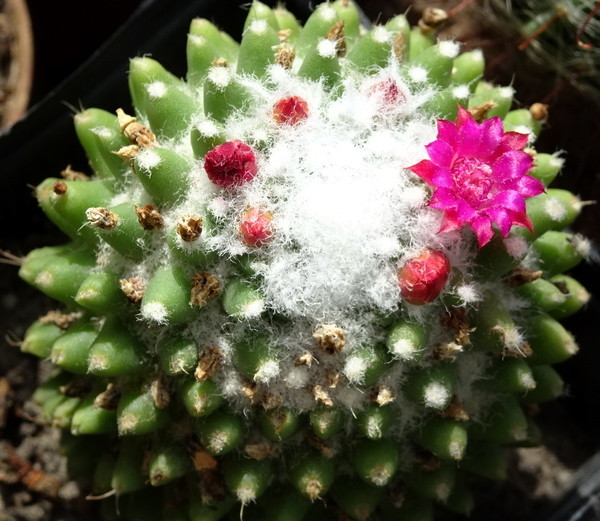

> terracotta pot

[{"left": 0, "top": 0, "right": 34, "bottom": 129}]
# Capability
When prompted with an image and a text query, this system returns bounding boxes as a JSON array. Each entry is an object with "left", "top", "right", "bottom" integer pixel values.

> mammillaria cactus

[{"left": 14, "top": 1, "right": 592, "bottom": 520}]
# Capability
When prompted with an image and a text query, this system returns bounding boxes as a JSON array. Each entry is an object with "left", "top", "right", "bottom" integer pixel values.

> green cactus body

[{"left": 16, "top": 2, "right": 590, "bottom": 520}]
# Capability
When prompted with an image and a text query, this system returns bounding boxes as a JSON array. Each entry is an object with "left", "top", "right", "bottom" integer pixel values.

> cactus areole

[{"left": 18, "top": 2, "right": 590, "bottom": 520}]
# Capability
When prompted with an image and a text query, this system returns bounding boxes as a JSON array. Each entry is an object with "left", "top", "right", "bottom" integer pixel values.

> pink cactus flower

[
  {"left": 408, "top": 106, "right": 544, "bottom": 247},
  {"left": 204, "top": 140, "right": 257, "bottom": 188}
]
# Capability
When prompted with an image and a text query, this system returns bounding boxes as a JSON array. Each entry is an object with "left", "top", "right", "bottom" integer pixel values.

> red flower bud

[
  {"left": 204, "top": 140, "right": 257, "bottom": 188},
  {"left": 398, "top": 249, "right": 451, "bottom": 305},
  {"left": 240, "top": 206, "right": 273, "bottom": 247},
  {"left": 272, "top": 96, "right": 309, "bottom": 126}
]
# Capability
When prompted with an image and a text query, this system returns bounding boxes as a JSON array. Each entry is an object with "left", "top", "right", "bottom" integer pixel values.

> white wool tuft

[
  {"left": 408, "top": 66, "right": 428, "bottom": 83},
  {"left": 136, "top": 148, "right": 162, "bottom": 170},
  {"left": 284, "top": 366, "right": 310, "bottom": 389},
  {"left": 344, "top": 356, "right": 368, "bottom": 384},
  {"left": 438, "top": 40, "right": 460, "bottom": 59},
  {"left": 504, "top": 235, "right": 528, "bottom": 259},
  {"left": 391, "top": 338, "right": 418, "bottom": 360},
  {"left": 448, "top": 440, "right": 465, "bottom": 460},
  {"left": 452, "top": 84, "right": 470, "bottom": 99},
  {"left": 320, "top": 5, "right": 337, "bottom": 21},
  {"left": 423, "top": 382, "right": 451, "bottom": 409},
  {"left": 549, "top": 155, "right": 564, "bottom": 169},
  {"left": 147, "top": 81, "right": 167, "bottom": 98},
  {"left": 254, "top": 360, "right": 280, "bottom": 383},
  {"left": 208, "top": 66, "right": 231, "bottom": 88},
  {"left": 471, "top": 49, "right": 484, "bottom": 62},
  {"left": 241, "top": 299, "right": 266, "bottom": 318},
  {"left": 520, "top": 372, "right": 537, "bottom": 390},
  {"left": 249, "top": 19, "right": 268, "bottom": 34},
  {"left": 372, "top": 26, "right": 391, "bottom": 44},
  {"left": 91, "top": 126, "right": 114, "bottom": 139},
  {"left": 141, "top": 302, "right": 169, "bottom": 324},
  {"left": 544, "top": 198, "right": 567, "bottom": 222},
  {"left": 456, "top": 283, "right": 480, "bottom": 304},
  {"left": 317, "top": 39, "right": 338, "bottom": 59}
]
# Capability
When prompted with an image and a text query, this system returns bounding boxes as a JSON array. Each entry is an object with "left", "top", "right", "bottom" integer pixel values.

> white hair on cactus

[
  {"left": 240, "top": 299, "right": 266, "bottom": 318},
  {"left": 254, "top": 360, "right": 280, "bottom": 383},
  {"left": 317, "top": 38, "right": 338, "bottom": 59},
  {"left": 147, "top": 81, "right": 168, "bottom": 98},
  {"left": 372, "top": 25, "right": 391, "bottom": 44},
  {"left": 136, "top": 148, "right": 162, "bottom": 170},
  {"left": 207, "top": 65, "right": 231, "bottom": 88},
  {"left": 452, "top": 84, "right": 471, "bottom": 99},
  {"left": 141, "top": 302, "right": 169, "bottom": 324},
  {"left": 438, "top": 40, "right": 461, "bottom": 58},
  {"left": 423, "top": 381, "right": 451, "bottom": 409},
  {"left": 520, "top": 371, "right": 537, "bottom": 390},
  {"left": 504, "top": 235, "right": 528, "bottom": 259},
  {"left": 448, "top": 440, "right": 465, "bottom": 460},
  {"left": 91, "top": 126, "right": 114, "bottom": 139},
  {"left": 249, "top": 19, "right": 268, "bottom": 34},
  {"left": 544, "top": 197, "right": 567, "bottom": 221},
  {"left": 284, "top": 366, "right": 310, "bottom": 389},
  {"left": 456, "top": 283, "right": 481, "bottom": 304},
  {"left": 549, "top": 155, "right": 564, "bottom": 169},
  {"left": 408, "top": 66, "right": 428, "bottom": 82},
  {"left": 343, "top": 355, "right": 368, "bottom": 384}
]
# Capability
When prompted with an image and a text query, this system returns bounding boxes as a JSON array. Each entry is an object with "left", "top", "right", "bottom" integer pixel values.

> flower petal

[
  {"left": 456, "top": 117, "right": 484, "bottom": 157},
  {"left": 488, "top": 190, "right": 526, "bottom": 212},
  {"left": 469, "top": 215, "right": 494, "bottom": 248},
  {"left": 486, "top": 207, "right": 513, "bottom": 236},
  {"left": 456, "top": 199, "right": 478, "bottom": 222},
  {"left": 431, "top": 167, "right": 454, "bottom": 188},
  {"left": 430, "top": 187, "right": 458, "bottom": 210},
  {"left": 407, "top": 159, "right": 437, "bottom": 183},
  {"left": 455, "top": 106, "right": 471, "bottom": 130},
  {"left": 426, "top": 139, "right": 454, "bottom": 168},
  {"left": 477, "top": 117, "right": 503, "bottom": 158},
  {"left": 438, "top": 209, "right": 463, "bottom": 234},
  {"left": 515, "top": 174, "right": 545, "bottom": 198},
  {"left": 492, "top": 150, "right": 534, "bottom": 181},
  {"left": 501, "top": 131, "right": 529, "bottom": 151},
  {"left": 437, "top": 119, "right": 459, "bottom": 148},
  {"left": 507, "top": 210, "right": 535, "bottom": 234}
]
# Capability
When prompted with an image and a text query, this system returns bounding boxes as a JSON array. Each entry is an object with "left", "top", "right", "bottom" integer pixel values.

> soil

[{"left": 1, "top": 1, "right": 600, "bottom": 520}]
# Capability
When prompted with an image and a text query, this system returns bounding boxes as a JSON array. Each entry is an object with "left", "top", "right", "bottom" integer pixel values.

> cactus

[{"left": 14, "top": 1, "right": 592, "bottom": 519}]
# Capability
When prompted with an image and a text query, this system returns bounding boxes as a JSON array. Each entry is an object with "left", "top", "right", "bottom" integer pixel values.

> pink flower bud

[
  {"left": 368, "top": 78, "right": 406, "bottom": 108},
  {"left": 272, "top": 96, "right": 309, "bottom": 126},
  {"left": 398, "top": 249, "right": 451, "bottom": 305},
  {"left": 204, "top": 140, "right": 257, "bottom": 188},
  {"left": 240, "top": 206, "right": 273, "bottom": 247}
]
